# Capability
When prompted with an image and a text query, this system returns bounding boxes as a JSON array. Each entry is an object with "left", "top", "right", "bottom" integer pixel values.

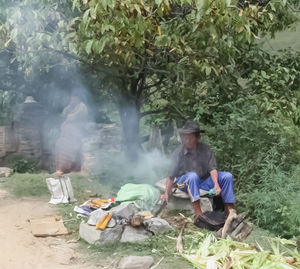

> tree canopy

[{"left": 0, "top": 0, "right": 300, "bottom": 237}]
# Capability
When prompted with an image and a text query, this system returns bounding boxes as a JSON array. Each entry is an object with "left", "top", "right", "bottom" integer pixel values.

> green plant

[
  {"left": 237, "top": 166, "right": 300, "bottom": 238},
  {"left": 183, "top": 233, "right": 300, "bottom": 268},
  {"left": 12, "top": 159, "right": 37, "bottom": 173},
  {"left": 3, "top": 172, "right": 49, "bottom": 197}
]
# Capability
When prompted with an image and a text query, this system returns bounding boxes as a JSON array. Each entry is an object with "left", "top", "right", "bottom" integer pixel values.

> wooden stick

[
  {"left": 176, "top": 222, "right": 187, "bottom": 254},
  {"left": 221, "top": 209, "right": 237, "bottom": 239}
]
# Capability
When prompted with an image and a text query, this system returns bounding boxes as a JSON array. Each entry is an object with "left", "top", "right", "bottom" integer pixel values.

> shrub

[
  {"left": 237, "top": 166, "right": 300, "bottom": 237},
  {"left": 12, "top": 159, "right": 37, "bottom": 173}
]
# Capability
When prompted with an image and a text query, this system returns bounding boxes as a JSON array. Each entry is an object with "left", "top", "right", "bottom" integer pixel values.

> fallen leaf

[
  {"left": 146, "top": 49, "right": 154, "bottom": 56},
  {"left": 157, "top": 25, "right": 162, "bottom": 36},
  {"left": 4, "top": 38, "right": 11, "bottom": 47}
]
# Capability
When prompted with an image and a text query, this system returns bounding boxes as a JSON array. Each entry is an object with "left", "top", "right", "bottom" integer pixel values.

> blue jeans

[{"left": 175, "top": 172, "right": 235, "bottom": 203}]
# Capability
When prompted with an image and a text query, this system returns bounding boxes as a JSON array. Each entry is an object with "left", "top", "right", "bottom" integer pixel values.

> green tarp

[{"left": 115, "top": 183, "right": 160, "bottom": 211}]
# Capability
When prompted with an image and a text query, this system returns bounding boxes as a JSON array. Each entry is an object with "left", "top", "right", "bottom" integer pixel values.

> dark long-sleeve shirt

[{"left": 168, "top": 142, "right": 217, "bottom": 180}]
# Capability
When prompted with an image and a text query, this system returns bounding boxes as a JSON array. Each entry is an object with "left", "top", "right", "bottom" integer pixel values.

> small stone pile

[{"left": 79, "top": 203, "right": 172, "bottom": 246}]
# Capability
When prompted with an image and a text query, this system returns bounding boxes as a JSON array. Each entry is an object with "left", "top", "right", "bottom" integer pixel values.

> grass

[
  {"left": 1, "top": 172, "right": 193, "bottom": 268},
  {"left": 78, "top": 234, "right": 193, "bottom": 268},
  {"left": 2, "top": 172, "right": 50, "bottom": 197},
  {"left": 3, "top": 171, "right": 291, "bottom": 268}
]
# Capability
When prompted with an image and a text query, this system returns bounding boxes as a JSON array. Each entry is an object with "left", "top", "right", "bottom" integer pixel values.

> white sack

[{"left": 46, "top": 176, "right": 77, "bottom": 204}]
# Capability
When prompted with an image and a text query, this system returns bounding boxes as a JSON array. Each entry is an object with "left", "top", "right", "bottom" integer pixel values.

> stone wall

[
  {"left": 0, "top": 120, "right": 122, "bottom": 174},
  {"left": 81, "top": 123, "right": 122, "bottom": 174}
]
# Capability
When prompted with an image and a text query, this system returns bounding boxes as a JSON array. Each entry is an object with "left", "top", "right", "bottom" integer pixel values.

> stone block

[
  {"left": 156, "top": 178, "right": 213, "bottom": 212},
  {"left": 120, "top": 225, "right": 152, "bottom": 243},
  {"left": 155, "top": 178, "right": 210, "bottom": 198},
  {"left": 79, "top": 222, "right": 123, "bottom": 245},
  {"left": 0, "top": 167, "right": 13, "bottom": 177},
  {"left": 118, "top": 256, "right": 154, "bottom": 269},
  {"left": 110, "top": 203, "right": 138, "bottom": 218},
  {"left": 87, "top": 208, "right": 106, "bottom": 225},
  {"left": 166, "top": 196, "right": 213, "bottom": 212},
  {"left": 87, "top": 209, "right": 117, "bottom": 228},
  {"left": 143, "top": 217, "right": 172, "bottom": 235}
]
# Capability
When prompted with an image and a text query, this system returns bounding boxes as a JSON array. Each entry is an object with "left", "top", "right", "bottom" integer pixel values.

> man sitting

[{"left": 161, "top": 121, "right": 236, "bottom": 223}]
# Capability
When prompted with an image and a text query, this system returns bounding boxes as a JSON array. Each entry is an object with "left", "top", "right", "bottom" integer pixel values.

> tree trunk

[{"left": 117, "top": 93, "right": 141, "bottom": 161}]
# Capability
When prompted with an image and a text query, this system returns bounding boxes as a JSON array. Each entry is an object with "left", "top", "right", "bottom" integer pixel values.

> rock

[
  {"left": 166, "top": 196, "right": 213, "bottom": 212},
  {"left": 87, "top": 209, "right": 117, "bottom": 228},
  {"left": 155, "top": 178, "right": 213, "bottom": 212},
  {"left": 110, "top": 203, "right": 138, "bottom": 218},
  {"left": 79, "top": 222, "right": 123, "bottom": 245},
  {"left": 87, "top": 208, "right": 107, "bottom": 225},
  {"left": 143, "top": 218, "right": 172, "bottom": 235},
  {"left": 120, "top": 225, "right": 152, "bottom": 243},
  {"left": 0, "top": 167, "right": 13, "bottom": 177},
  {"left": 118, "top": 256, "right": 154, "bottom": 269},
  {"left": 155, "top": 178, "right": 210, "bottom": 198}
]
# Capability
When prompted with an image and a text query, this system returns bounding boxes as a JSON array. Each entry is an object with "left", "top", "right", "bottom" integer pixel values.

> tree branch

[
  {"left": 136, "top": 71, "right": 146, "bottom": 101},
  {"left": 43, "top": 45, "right": 124, "bottom": 78},
  {"left": 140, "top": 109, "right": 166, "bottom": 117},
  {"left": 144, "top": 76, "right": 165, "bottom": 90}
]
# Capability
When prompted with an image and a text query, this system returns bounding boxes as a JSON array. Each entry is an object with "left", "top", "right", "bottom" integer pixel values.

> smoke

[
  {"left": 93, "top": 148, "right": 171, "bottom": 189},
  {"left": 135, "top": 149, "right": 172, "bottom": 183},
  {"left": 0, "top": 0, "right": 176, "bottom": 186}
]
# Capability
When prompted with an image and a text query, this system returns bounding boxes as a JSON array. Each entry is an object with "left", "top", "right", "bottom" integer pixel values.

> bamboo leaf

[{"left": 85, "top": 39, "right": 93, "bottom": 54}]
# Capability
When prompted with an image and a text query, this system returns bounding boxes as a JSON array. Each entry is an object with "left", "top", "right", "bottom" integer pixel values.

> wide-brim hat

[
  {"left": 179, "top": 120, "right": 205, "bottom": 134},
  {"left": 24, "top": 96, "right": 37, "bottom": 103}
]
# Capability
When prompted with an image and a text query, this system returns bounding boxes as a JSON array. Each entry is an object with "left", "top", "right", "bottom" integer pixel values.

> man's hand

[
  {"left": 213, "top": 184, "right": 222, "bottom": 196},
  {"left": 160, "top": 193, "right": 169, "bottom": 204}
]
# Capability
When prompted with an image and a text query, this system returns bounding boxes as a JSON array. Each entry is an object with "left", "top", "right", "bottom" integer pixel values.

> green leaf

[
  {"left": 268, "top": 13, "right": 274, "bottom": 21},
  {"left": 196, "top": 0, "right": 204, "bottom": 10},
  {"left": 134, "top": 4, "right": 141, "bottom": 15},
  {"left": 94, "top": 36, "right": 109, "bottom": 54},
  {"left": 261, "top": 70, "right": 268, "bottom": 78},
  {"left": 245, "top": 24, "right": 251, "bottom": 34},
  {"left": 85, "top": 39, "right": 93, "bottom": 54},
  {"left": 205, "top": 66, "right": 211, "bottom": 76},
  {"left": 155, "top": 0, "right": 163, "bottom": 6},
  {"left": 83, "top": 9, "right": 90, "bottom": 24},
  {"left": 90, "top": 4, "right": 98, "bottom": 20},
  {"left": 11, "top": 28, "right": 18, "bottom": 40}
]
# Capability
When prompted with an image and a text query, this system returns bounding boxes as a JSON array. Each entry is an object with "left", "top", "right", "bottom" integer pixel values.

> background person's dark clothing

[{"left": 168, "top": 142, "right": 217, "bottom": 179}]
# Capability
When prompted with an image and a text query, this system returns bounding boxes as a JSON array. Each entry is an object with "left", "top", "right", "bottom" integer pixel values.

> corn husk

[{"left": 182, "top": 234, "right": 299, "bottom": 269}]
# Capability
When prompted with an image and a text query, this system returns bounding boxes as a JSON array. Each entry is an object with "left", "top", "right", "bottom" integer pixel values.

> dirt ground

[{"left": 0, "top": 188, "right": 99, "bottom": 269}]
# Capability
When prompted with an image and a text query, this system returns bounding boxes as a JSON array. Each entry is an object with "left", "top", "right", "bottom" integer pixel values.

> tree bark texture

[{"left": 117, "top": 90, "right": 142, "bottom": 161}]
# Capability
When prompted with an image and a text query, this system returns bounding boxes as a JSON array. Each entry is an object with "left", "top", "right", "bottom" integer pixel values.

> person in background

[
  {"left": 55, "top": 90, "right": 88, "bottom": 175},
  {"left": 161, "top": 120, "right": 236, "bottom": 223}
]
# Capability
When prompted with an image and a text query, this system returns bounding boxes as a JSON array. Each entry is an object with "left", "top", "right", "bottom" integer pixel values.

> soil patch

[{"left": 0, "top": 189, "right": 98, "bottom": 269}]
